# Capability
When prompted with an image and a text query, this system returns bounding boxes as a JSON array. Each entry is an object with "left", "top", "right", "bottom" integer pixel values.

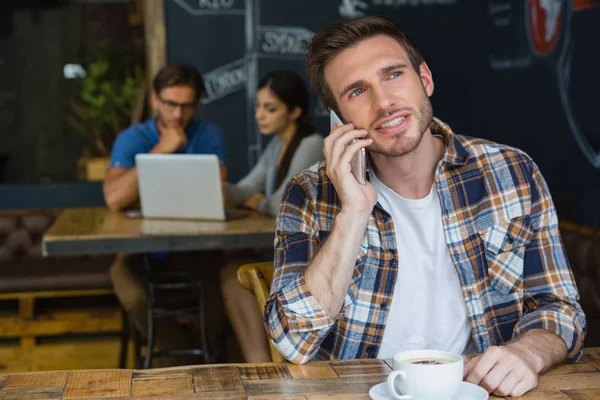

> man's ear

[
  {"left": 150, "top": 91, "right": 160, "bottom": 110},
  {"left": 419, "top": 62, "right": 434, "bottom": 97}
]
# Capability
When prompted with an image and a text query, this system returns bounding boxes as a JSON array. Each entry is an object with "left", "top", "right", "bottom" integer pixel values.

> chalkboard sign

[{"left": 165, "top": 0, "right": 600, "bottom": 227}]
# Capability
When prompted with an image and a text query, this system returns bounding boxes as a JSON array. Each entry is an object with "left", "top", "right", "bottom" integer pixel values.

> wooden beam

[
  {"left": 0, "top": 288, "right": 113, "bottom": 301},
  {"left": 144, "top": 0, "right": 167, "bottom": 115},
  {"left": 0, "top": 309, "right": 122, "bottom": 338}
]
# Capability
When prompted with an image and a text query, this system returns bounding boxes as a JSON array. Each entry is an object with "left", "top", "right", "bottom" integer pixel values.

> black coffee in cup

[{"left": 406, "top": 358, "right": 453, "bottom": 365}]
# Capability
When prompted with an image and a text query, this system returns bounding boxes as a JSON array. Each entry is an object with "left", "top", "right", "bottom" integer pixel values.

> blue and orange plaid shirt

[{"left": 264, "top": 118, "right": 586, "bottom": 364}]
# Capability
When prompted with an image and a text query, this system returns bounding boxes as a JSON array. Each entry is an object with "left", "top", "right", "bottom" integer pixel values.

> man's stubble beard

[{"left": 367, "top": 90, "right": 433, "bottom": 158}]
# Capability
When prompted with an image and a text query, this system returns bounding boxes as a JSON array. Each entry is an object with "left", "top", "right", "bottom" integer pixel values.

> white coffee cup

[{"left": 387, "top": 349, "right": 464, "bottom": 400}]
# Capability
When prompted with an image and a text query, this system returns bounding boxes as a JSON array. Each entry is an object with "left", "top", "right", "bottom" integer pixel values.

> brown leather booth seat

[
  {"left": 0, "top": 210, "right": 123, "bottom": 372},
  {"left": 0, "top": 210, "right": 114, "bottom": 292},
  {"left": 561, "top": 223, "right": 600, "bottom": 347}
]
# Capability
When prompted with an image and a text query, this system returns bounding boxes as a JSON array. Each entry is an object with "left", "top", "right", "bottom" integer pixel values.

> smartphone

[{"left": 330, "top": 110, "right": 367, "bottom": 185}]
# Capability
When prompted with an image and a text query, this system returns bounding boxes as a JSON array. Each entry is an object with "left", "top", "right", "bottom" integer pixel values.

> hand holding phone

[{"left": 330, "top": 110, "right": 367, "bottom": 185}]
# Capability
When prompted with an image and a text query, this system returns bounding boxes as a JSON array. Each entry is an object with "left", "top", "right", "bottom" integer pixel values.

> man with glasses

[
  {"left": 104, "top": 63, "right": 227, "bottom": 211},
  {"left": 104, "top": 64, "right": 228, "bottom": 365}
]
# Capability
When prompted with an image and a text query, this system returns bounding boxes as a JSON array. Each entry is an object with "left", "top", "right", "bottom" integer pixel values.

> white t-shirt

[{"left": 371, "top": 173, "right": 473, "bottom": 358}]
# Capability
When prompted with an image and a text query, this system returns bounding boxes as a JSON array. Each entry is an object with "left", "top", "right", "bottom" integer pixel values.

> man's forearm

[
  {"left": 304, "top": 210, "right": 370, "bottom": 318},
  {"left": 507, "top": 329, "right": 568, "bottom": 374},
  {"left": 103, "top": 168, "right": 140, "bottom": 211},
  {"left": 104, "top": 140, "right": 181, "bottom": 211}
]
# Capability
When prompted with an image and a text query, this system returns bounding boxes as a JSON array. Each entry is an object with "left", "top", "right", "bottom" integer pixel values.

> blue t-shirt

[{"left": 109, "top": 118, "right": 227, "bottom": 169}]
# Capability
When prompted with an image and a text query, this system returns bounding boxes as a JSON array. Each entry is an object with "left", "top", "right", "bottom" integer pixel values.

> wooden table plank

[
  {"left": 513, "top": 391, "right": 573, "bottom": 399},
  {"left": 545, "top": 363, "right": 600, "bottom": 375},
  {"left": 4, "top": 372, "right": 68, "bottom": 389},
  {"left": 0, "top": 375, "right": 9, "bottom": 389},
  {"left": 581, "top": 354, "right": 600, "bottom": 371},
  {"left": 192, "top": 366, "right": 244, "bottom": 396},
  {"left": 562, "top": 389, "right": 600, "bottom": 399},
  {"left": 239, "top": 364, "right": 291, "bottom": 380},
  {"left": 331, "top": 359, "right": 392, "bottom": 377},
  {"left": 43, "top": 208, "right": 276, "bottom": 256},
  {"left": 132, "top": 366, "right": 193, "bottom": 379},
  {"left": 0, "top": 387, "right": 63, "bottom": 400},
  {"left": 249, "top": 397, "right": 307, "bottom": 400},
  {"left": 132, "top": 375, "right": 193, "bottom": 397},
  {"left": 0, "top": 347, "right": 598, "bottom": 399},
  {"left": 62, "top": 370, "right": 131, "bottom": 399},
  {"left": 287, "top": 363, "right": 338, "bottom": 380},
  {"left": 243, "top": 375, "right": 385, "bottom": 398},
  {"left": 536, "top": 373, "right": 600, "bottom": 391},
  {"left": 306, "top": 396, "right": 369, "bottom": 400}
]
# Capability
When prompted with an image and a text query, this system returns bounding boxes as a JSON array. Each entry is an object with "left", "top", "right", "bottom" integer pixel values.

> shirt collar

[{"left": 432, "top": 117, "right": 470, "bottom": 166}]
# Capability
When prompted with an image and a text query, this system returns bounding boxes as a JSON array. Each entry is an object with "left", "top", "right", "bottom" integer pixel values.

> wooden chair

[{"left": 236, "top": 262, "right": 286, "bottom": 363}]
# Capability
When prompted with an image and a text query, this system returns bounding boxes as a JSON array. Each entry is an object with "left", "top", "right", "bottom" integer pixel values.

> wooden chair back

[{"left": 236, "top": 262, "right": 285, "bottom": 363}]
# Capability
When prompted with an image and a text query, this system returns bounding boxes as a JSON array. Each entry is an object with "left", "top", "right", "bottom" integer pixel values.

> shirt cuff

[
  {"left": 512, "top": 308, "right": 585, "bottom": 362},
  {"left": 277, "top": 274, "right": 336, "bottom": 333}
]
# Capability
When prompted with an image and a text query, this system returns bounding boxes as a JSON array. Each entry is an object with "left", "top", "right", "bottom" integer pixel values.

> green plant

[{"left": 67, "top": 40, "right": 145, "bottom": 157}]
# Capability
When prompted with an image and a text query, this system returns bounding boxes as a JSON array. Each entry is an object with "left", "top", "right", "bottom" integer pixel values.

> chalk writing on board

[
  {"left": 488, "top": 55, "right": 532, "bottom": 69},
  {"left": 202, "top": 58, "right": 246, "bottom": 104},
  {"left": 258, "top": 26, "right": 314, "bottom": 59},
  {"left": 487, "top": 0, "right": 600, "bottom": 168},
  {"left": 339, "top": 0, "right": 456, "bottom": 17},
  {"left": 555, "top": 2, "right": 599, "bottom": 168},
  {"left": 339, "top": 0, "right": 368, "bottom": 18},
  {"left": 488, "top": 0, "right": 533, "bottom": 70},
  {"left": 173, "top": 0, "right": 245, "bottom": 16},
  {"left": 372, "top": 0, "right": 457, "bottom": 5}
]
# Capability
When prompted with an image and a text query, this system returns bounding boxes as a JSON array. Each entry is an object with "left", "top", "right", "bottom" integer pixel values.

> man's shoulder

[
  {"left": 457, "top": 134, "right": 536, "bottom": 175},
  {"left": 282, "top": 160, "right": 335, "bottom": 207},
  {"left": 116, "top": 120, "right": 154, "bottom": 141},
  {"left": 189, "top": 119, "right": 224, "bottom": 138},
  {"left": 289, "top": 160, "right": 327, "bottom": 188}
]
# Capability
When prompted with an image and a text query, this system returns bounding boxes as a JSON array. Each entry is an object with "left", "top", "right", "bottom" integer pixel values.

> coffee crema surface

[{"left": 405, "top": 358, "right": 454, "bottom": 365}]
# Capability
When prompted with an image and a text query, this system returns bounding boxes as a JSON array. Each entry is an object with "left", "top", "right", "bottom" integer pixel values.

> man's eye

[
  {"left": 351, "top": 88, "right": 364, "bottom": 97},
  {"left": 389, "top": 71, "right": 401, "bottom": 79}
]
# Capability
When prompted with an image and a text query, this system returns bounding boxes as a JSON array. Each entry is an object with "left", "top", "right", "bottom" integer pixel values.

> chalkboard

[{"left": 165, "top": 0, "right": 600, "bottom": 227}]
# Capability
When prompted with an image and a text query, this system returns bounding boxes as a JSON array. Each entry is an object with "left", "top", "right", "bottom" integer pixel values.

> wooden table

[
  {"left": 1, "top": 348, "right": 599, "bottom": 399},
  {"left": 42, "top": 207, "right": 277, "bottom": 256}
]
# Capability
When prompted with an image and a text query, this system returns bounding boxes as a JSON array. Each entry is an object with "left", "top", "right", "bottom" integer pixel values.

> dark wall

[
  {"left": 165, "top": 0, "right": 599, "bottom": 227},
  {"left": 0, "top": 2, "right": 84, "bottom": 184},
  {"left": 0, "top": 1, "right": 143, "bottom": 185}
]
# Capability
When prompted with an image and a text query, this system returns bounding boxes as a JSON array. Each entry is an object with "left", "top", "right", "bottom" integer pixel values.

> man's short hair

[
  {"left": 152, "top": 64, "right": 205, "bottom": 101},
  {"left": 307, "top": 16, "right": 425, "bottom": 111}
]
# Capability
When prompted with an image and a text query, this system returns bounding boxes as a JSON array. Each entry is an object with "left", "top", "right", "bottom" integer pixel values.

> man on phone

[
  {"left": 264, "top": 17, "right": 585, "bottom": 397},
  {"left": 104, "top": 64, "right": 228, "bottom": 363}
]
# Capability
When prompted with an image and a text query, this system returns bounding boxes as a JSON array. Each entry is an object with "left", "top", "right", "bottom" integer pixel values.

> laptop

[{"left": 135, "top": 154, "right": 250, "bottom": 221}]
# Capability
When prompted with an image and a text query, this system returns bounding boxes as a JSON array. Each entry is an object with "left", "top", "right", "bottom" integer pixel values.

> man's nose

[
  {"left": 372, "top": 84, "right": 395, "bottom": 112},
  {"left": 173, "top": 106, "right": 183, "bottom": 118}
]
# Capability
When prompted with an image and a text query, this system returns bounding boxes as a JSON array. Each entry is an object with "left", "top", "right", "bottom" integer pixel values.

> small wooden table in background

[
  {"left": 42, "top": 207, "right": 277, "bottom": 256},
  {"left": 0, "top": 348, "right": 598, "bottom": 399}
]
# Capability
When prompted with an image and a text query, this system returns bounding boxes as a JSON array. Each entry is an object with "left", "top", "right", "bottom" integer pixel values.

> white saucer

[{"left": 368, "top": 381, "right": 489, "bottom": 400}]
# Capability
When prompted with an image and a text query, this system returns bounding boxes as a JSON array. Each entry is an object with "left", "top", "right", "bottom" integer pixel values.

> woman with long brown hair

[{"left": 221, "top": 70, "right": 323, "bottom": 362}]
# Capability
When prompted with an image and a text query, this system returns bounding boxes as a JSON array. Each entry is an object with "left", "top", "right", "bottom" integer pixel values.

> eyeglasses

[{"left": 157, "top": 96, "right": 198, "bottom": 112}]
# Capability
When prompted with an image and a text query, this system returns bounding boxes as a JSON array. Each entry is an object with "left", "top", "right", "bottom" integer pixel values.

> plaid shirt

[{"left": 265, "top": 118, "right": 586, "bottom": 365}]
